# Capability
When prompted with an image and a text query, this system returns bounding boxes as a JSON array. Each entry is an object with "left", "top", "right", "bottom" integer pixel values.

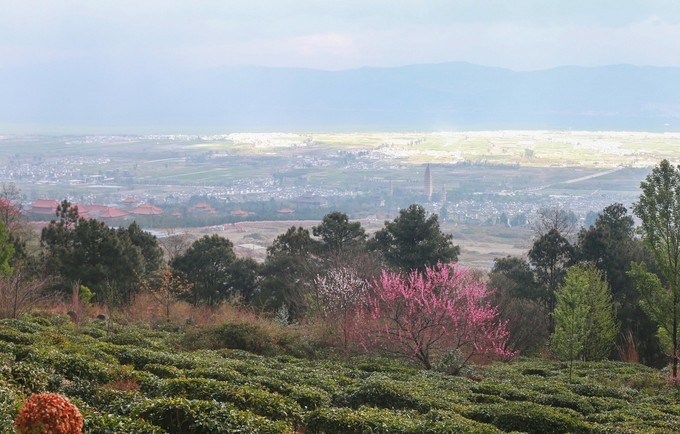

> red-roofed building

[
  {"left": 30, "top": 199, "right": 59, "bottom": 215},
  {"left": 188, "top": 201, "right": 216, "bottom": 215},
  {"left": 99, "top": 207, "right": 130, "bottom": 219},
  {"left": 86, "top": 204, "right": 109, "bottom": 213},
  {"left": 132, "top": 204, "right": 163, "bottom": 215},
  {"left": 230, "top": 209, "right": 249, "bottom": 217},
  {"left": 72, "top": 203, "right": 91, "bottom": 217}
]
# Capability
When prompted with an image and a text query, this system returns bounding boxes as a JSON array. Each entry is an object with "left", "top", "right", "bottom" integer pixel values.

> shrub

[
  {"left": 14, "top": 393, "right": 84, "bottom": 434},
  {"left": 420, "top": 410, "right": 502, "bottom": 433},
  {"left": 333, "top": 376, "right": 421, "bottom": 410},
  {"left": 132, "top": 397, "right": 293, "bottom": 434},
  {"left": 433, "top": 349, "right": 466, "bottom": 375},
  {"left": 465, "top": 401, "right": 590, "bottom": 434},
  {"left": 83, "top": 411, "right": 163, "bottom": 434},
  {"left": 10, "top": 361, "right": 54, "bottom": 392},
  {"left": 0, "top": 380, "right": 22, "bottom": 432},
  {"left": 144, "top": 363, "right": 184, "bottom": 379},
  {"left": 306, "top": 406, "right": 420, "bottom": 433},
  {"left": 184, "top": 321, "right": 278, "bottom": 354},
  {"left": 157, "top": 377, "right": 304, "bottom": 422},
  {"left": 0, "top": 325, "right": 34, "bottom": 344}
]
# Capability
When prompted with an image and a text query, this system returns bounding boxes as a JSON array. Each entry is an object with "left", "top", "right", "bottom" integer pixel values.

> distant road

[
  {"left": 520, "top": 167, "right": 624, "bottom": 193},
  {"left": 561, "top": 167, "right": 623, "bottom": 184}
]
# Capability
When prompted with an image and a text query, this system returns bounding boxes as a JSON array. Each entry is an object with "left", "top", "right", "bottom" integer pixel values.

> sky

[{"left": 2, "top": 0, "right": 680, "bottom": 72}]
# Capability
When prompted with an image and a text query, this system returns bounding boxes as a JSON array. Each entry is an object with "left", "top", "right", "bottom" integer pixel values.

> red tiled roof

[
  {"left": 132, "top": 204, "right": 163, "bottom": 215},
  {"left": 230, "top": 209, "right": 249, "bottom": 217},
  {"left": 73, "top": 203, "right": 89, "bottom": 213},
  {"left": 99, "top": 207, "right": 129, "bottom": 219},
  {"left": 121, "top": 197, "right": 136, "bottom": 203},
  {"left": 87, "top": 204, "right": 109, "bottom": 212},
  {"left": 277, "top": 208, "right": 295, "bottom": 214},
  {"left": 31, "top": 199, "right": 59, "bottom": 213}
]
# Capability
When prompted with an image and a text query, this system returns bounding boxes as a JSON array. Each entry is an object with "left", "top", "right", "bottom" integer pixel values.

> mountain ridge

[{"left": 1, "top": 62, "right": 679, "bottom": 133}]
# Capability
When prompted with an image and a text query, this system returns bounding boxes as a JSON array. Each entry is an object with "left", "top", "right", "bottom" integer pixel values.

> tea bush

[
  {"left": 0, "top": 379, "right": 21, "bottom": 432},
  {"left": 1, "top": 317, "right": 679, "bottom": 433},
  {"left": 156, "top": 377, "right": 304, "bottom": 422},
  {"left": 131, "top": 397, "right": 293, "bottom": 434},
  {"left": 465, "top": 401, "right": 590, "bottom": 434}
]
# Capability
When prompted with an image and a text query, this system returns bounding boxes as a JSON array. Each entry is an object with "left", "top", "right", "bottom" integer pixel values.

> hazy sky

[{"left": 2, "top": 0, "right": 680, "bottom": 71}]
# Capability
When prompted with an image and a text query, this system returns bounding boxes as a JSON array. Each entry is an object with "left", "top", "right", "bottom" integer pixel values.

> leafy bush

[
  {"left": 465, "top": 401, "right": 590, "bottom": 434},
  {"left": 0, "top": 325, "right": 34, "bottom": 344},
  {"left": 306, "top": 406, "right": 420, "bottom": 433},
  {"left": 10, "top": 361, "right": 53, "bottom": 392},
  {"left": 433, "top": 349, "right": 466, "bottom": 375},
  {"left": 333, "top": 376, "right": 421, "bottom": 410},
  {"left": 156, "top": 377, "right": 304, "bottom": 422},
  {"left": 83, "top": 411, "right": 164, "bottom": 434},
  {"left": 0, "top": 379, "right": 22, "bottom": 432},
  {"left": 132, "top": 397, "right": 293, "bottom": 434},
  {"left": 116, "top": 347, "right": 197, "bottom": 370},
  {"left": 206, "top": 322, "right": 274, "bottom": 353},
  {"left": 143, "top": 363, "right": 184, "bottom": 379}
]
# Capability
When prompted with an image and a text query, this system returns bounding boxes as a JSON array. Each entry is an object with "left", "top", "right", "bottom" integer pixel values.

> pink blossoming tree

[{"left": 359, "top": 262, "right": 515, "bottom": 369}]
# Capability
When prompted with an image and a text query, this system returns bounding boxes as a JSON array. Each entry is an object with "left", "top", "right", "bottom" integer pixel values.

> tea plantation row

[{"left": 1, "top": 316, "right": 678, "bottom": 433}]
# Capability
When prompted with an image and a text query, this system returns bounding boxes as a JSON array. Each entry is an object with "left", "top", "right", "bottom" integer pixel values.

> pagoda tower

[{"left": 424, "top": 163, "right": 433, "bottom": 200}]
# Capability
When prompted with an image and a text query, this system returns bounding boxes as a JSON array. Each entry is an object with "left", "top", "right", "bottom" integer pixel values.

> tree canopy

[
  {"left": 631, "top": 159, "right": 680, "bottom": 377},
  {"left": 312, "top": 211, "right": 366, "bottom": 254},
  {"left": 171, "top": 234, "right": 238, "bottom": 306},
  {"left": 370, "top": 204, "right": 459, "bottom": 272},
  {"left": 40, "top": 202, "right": 147, "bottom": 303}
]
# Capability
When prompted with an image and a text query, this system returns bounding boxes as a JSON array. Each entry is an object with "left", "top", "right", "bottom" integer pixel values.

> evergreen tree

[
  {"left": 576, "top": 203, "right": 661, "bottom": 365},
  {"left": 370, "top": 204, "right": 459, "bottom": 273},
  {"left": 552, "top": 264, "right": 618, "bottom": 380},
  {"left": 171, "top": 234, "right": 237, "bottom": 306},
  {"left": 312, "top": 211, "right": 366, "bottom": 254}
]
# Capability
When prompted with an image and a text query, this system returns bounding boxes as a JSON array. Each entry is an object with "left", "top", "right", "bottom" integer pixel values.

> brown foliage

[{"left": 15, "top": 393, "right": 83, "bottom": 434}]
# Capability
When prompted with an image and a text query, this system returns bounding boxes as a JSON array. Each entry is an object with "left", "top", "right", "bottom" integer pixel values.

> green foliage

[
  {"left": 171, "top": 234, "right": 246, "bottom": 306},
  {"left": 132, "top": 397, "right": 293, "bottom": 434},
  {"left": 334, "top": 376, "right": 422, "bottom": 410},
  {"left": 312, "top": 211, "right": 366, "bottom": 253},
  {"left": 0, "top": 316, "right": 678, "bottom": 433},
  {"left": 0, "top": 220, "right": 14, "bottom": 277},
  {"left": 552, "top": 264, "right": 619, "bottom": 363},
  {"left": 633, "top": 159, "right": 680, "bottom": 377},
  {"left": 40, "top": 203, "right": 151, "bottom": 304},
  {"left": 83, "top": 411, "right": 164, "bottom": 434},
  {"left": 370, "top": 204, "right": 459, "bottom": 272},
  {"left": 465, "top": 401, "right": 590, "bottom": 434},
  {"left": 156, "top": 377, "right": 304, "bottom": 422},
  {"left": 629, "top": 262, "right": 680, "bottom": 366},
  {"left": 306, "top": 406, "right": 420, "bottom": 433},
  {"left": 489, "top": 255, "right": 540, "bottom": 300},
  {"left": 528, "top": 228, "right": 574, "bottom": 309},
  {"left": 576, "top": 203, "right": 661, "bottom": 365},
  {"left": 0, "top": 378, "right": 21, "bottom": 432},
  {"left": 79, "top": 284, "right": 94, "bottom": 303}
]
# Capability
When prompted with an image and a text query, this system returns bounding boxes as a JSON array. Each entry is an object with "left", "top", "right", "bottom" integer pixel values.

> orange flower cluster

[{"left": 14, "top": 393, "right": 83, "bottom": 434}]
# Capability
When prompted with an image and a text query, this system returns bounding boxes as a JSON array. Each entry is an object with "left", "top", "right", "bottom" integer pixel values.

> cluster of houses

[
  {"left": 27, "top": 198, "right": 302, "bottom": 223},
  {"left": 28, "top": 198, "right": 163, "bottom": 221}
]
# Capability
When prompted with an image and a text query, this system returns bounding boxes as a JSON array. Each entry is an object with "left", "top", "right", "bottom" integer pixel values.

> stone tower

[{"left": 424, "top": 163, "right": 433, "bottom": 200}]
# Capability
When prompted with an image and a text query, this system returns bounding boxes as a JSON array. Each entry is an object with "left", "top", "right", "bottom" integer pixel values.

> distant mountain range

[{"left": 2, "top": 62, "right": 680, "bottom": 133}]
